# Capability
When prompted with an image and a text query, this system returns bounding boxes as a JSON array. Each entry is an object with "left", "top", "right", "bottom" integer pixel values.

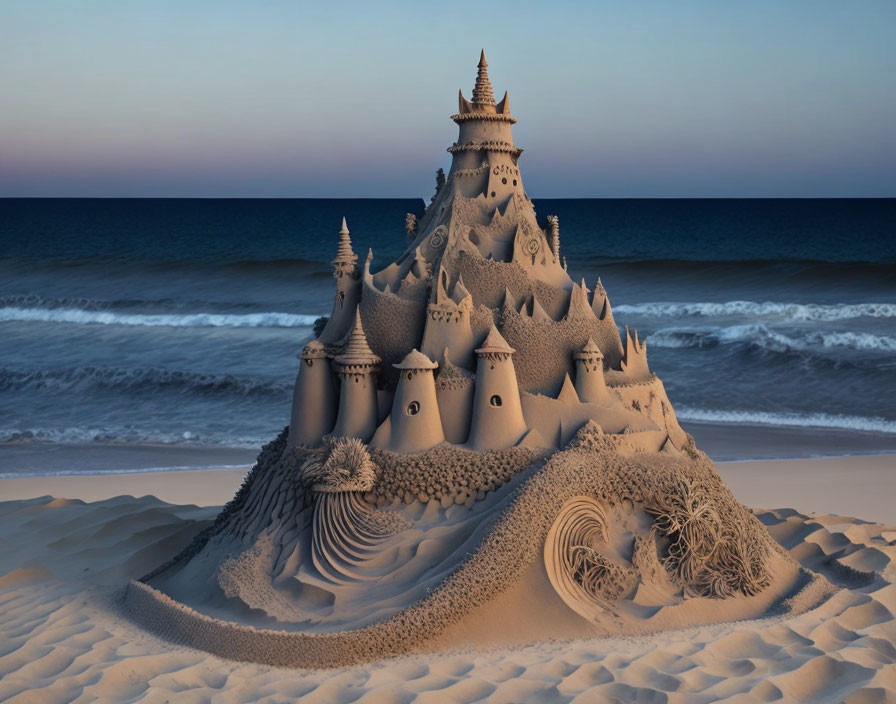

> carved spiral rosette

[
  {"left": 523, "top": 237, "right": 541, "bottom": 255},
  {"left": 544, "top": 496, "right": 635, "bottom": 619},
  {"left": 428, "top": 226, "right": 448, "bottom": 251}
]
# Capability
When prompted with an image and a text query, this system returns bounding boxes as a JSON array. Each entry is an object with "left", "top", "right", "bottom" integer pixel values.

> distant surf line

[
  {"left": 676, "top": 408, "right": 896, "bottom": 434},
  {"left": 0, "top": 307, "right": 320, "bottom": 328},
  {"left": 615, "top": 301, "right": 896, "bottom": 321},
  {"left": 4, "top": 299, "right": 895, "bottom": 328},
  {"left": 646, "top": 325, "right": 896, "bottom": 353}
]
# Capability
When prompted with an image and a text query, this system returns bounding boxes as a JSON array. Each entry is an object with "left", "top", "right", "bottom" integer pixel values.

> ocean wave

[
  {"left": 0, "top": 306, "right": 320, "bottom": 328},
  {"left": 0, "top": 294, "right": 280, "bottom": 313},
  {"left": 646, "top": 325, "right": 896, "bottom": 353},
  {"left": 615, "top": 301, "right": 896, "bottom": 322},
  {"left": 0, "top": 463, "right": 252, "bottom": 479},
  {"left": 0, "top": 366, "right": 291, "bottom": 397},
  {"left": 675, "top": 407, "right": 896, "bottom": 434},
  {"left": 0, "top": 426, "right": 264, "bottom": 449}
]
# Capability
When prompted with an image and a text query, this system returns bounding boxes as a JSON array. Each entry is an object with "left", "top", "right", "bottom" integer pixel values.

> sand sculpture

[{"left": 126, "top": 52, "right": 833, "bottom": 667}]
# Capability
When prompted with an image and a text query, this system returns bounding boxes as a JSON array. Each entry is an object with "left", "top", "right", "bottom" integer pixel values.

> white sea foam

[
  {"left": 0, "top": 307, "right": 320, "bottom": 328},
  {"left": 646, "top": 325, "right": 896, "bottom": 353},
  {"left": 615, "top": 301, "right": 896, "bottom": 321},
  {"left": 676, "top": 407, "right": 896, "bottom": 434},
  {"left": 0, "top": 426, "right": 264, "bottom": 448}
]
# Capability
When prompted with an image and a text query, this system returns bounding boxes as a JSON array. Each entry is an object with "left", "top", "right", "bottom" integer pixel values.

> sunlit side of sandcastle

[{"left": 126, "top": 53, "right": 833, "bottom": 668}]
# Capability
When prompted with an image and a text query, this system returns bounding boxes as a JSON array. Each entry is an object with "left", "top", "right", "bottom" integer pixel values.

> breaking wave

[
  {"left": 675, "top": 407, "right": 896, "bottom": 435},
  {"left": 615, "top": 301, "right": 896, "bottom": 322},
  {"left": 0, "top": 366, "right": 291, "bottom": 398},
  {"left": 0, "top": 425, "right": 264, "bottom": 449},
  {"left": 0, "top": 306, "right": 320, "bottom": 328},
  {"left": 646, "top": 325, "right": 896, "bottom": 353}
]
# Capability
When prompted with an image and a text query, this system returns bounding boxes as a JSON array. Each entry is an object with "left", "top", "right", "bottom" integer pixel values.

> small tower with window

[
  {"left": 332, "top": 309, "right": 381, "bottom": 441},
  {"left": 574, "top": 337, "right": 611, "bottom": 404},
  {"left": 383, "top": 349, "right": 444, "bottom": 453},
  {"left": 467, "top": 325, "right": 527, "bottom": 450}
]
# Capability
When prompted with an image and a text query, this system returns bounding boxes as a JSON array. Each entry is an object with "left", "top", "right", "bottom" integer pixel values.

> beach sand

[{"left": 1, "top": 451, "right": 895, "bottom": 702}]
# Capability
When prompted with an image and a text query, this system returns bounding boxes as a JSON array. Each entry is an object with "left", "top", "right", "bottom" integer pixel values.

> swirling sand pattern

[{"left": 311, "top": 492, "right": 408, "bottom": 583}]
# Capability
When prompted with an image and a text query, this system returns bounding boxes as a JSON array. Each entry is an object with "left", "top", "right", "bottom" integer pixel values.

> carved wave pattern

[
  {"left": 311, "top": 491, "right": 408, "bottom": 583},
  {"left": 544, "top": 496, "right": 637, "bottom": 619}
]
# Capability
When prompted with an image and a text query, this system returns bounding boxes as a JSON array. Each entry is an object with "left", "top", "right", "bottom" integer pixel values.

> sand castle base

[{"left": 125, "top": 427, "right": 833, "bottom": 668}]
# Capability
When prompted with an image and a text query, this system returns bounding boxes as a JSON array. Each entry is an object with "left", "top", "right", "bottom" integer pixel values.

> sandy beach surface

[{"left": 0, "top": 450, "right": 894, "bottom": 702}]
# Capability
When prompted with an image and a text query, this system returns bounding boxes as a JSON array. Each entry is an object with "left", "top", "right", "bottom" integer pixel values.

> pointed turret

[
  {"left": 591, "top": 277, "right": 615, "bottom": 322},
  {"left": 288, "top": 340, "right": 337, "bottom": 448},
  {"left": 318, "top": 218, "right": 362, "bottom": 344},
  {"left": 363, "top": 248, "right": 374, "bottom": 283},
  {"left": 546, "top": 215, "right": 560, "bottom": 263},
  {"left": 334, "top": 217, "right": 357, "bottom": 265},
  {"left": 335, "top": 309, "right": 380, "bottom": 368},
  {"left": 475, "top": 325, "right": 515, "bottom": 357},
  {"left": 472, "top": 49, "right": 495, "bottom": 108},
  {"left": 332, "top": 310, "right": 381, "bottom": 441},
  {"left": 467, "top": 325, "right": 527, "bottom": 450},
  {"left": 556, "top": 373, "right": 580, "bottom": 405},
  {"left": 575, "top": 337, "right": 611, "bottom": 404},
  {"left": 620, "top": 326, "right": 650, "bottom": 381},
  {"left": 374, "top": 349, "right": 445, "bottom": 453},
  {"left": 565, "top": 279, "right": 594, "bottom": 319}
]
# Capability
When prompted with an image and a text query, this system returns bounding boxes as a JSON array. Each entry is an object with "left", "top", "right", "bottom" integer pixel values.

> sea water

[{"left": 1, "top": 198, "right": 894, "bottom": 472}]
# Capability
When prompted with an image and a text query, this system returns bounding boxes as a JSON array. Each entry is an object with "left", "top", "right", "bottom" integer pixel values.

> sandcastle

[{"left": 126, "top": 52, "right": 832, "bottom": 667}]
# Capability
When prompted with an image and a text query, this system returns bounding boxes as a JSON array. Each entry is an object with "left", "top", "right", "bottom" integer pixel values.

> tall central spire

[{"left": 471, "top": 49, "right": 494, "bottom": 107}]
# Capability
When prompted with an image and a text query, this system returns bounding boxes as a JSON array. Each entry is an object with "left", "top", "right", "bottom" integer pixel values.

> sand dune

[{"left": 1, "top": 487, "right": 895, "bottom": 702}]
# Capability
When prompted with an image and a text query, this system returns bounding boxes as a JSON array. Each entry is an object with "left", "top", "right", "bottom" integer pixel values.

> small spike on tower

[
  {"left": 334, "top": 217, "right": 357, "bottom": 265},
  {"left": 472, "top": 49, "right": 495, "bottom": 107},
  {"left": 546, "top": 215, "right": 560, "bottom": 263}
]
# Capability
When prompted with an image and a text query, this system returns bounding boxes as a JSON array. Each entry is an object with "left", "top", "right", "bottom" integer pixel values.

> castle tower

[
  {"left": 449, "top": 51, "right": 521, "bottom": 200},
  {"left": 403, "top": 51, "right": 567, "bottom": 290},
  {"left": 420, "top": 265, "right": 475, "bottom": 369},
  {"left": 318, "top": 218, "right": 361, "bottom": 344},
  {"left": 574, "top": 337, "right": 611, "bottom": 405},
  {"left": 467, "top": 325, "right": 528, "bottom": 450},
  {"left": 332, "top": 309, "right": 381, "bottom": 441},
  {"left": 288, "top": 340, "right": 337, "bottom": 448},
  {"left": 386, "top": 349, "right": 444, "bottom": 453}
]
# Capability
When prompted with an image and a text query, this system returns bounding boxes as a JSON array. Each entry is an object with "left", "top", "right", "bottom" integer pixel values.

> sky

[{"left": 1, "top": 1, "right": 894, "bottom": 198}]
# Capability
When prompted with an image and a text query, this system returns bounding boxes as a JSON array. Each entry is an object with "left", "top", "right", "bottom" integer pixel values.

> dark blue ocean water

[{"left": 1, "top": 198, "right": 895, "bottom": 466}]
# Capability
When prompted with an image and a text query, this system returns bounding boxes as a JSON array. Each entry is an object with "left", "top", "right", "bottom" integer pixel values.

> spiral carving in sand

[
  {"left": 544, "top": 496, "right": 637, "bottom": 618},
  {"left": 311, "top": 491, "right": 407, "bottom": 583}
]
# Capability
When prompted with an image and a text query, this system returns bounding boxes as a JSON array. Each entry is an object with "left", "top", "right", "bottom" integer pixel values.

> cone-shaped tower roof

[
  {"left": 394, "top": 348, "right": 439, "bottom": 370},
  {"left": 335, "top": 309, "right": 380, "bottom": 367},
  {"left": 475, "top": 324, "right": 515, "bottom": 356},
  {"left": 472, "top": 49, "right": 495, "bottom": 107},
  {"left": 333, "top": 217, "right": 358, "bottom": 266},
  {"left": 575, "top": 337, "right": 604, "bottom": 360}
]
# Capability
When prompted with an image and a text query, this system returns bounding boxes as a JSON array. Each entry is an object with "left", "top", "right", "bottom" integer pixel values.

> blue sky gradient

[{"left": 1, "top": 1, "right": 894, "bottom": 197}]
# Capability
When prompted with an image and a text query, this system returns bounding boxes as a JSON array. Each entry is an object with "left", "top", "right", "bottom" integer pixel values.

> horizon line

[{"left": 2, "top": 195, "right": 894, "bottom": 201}]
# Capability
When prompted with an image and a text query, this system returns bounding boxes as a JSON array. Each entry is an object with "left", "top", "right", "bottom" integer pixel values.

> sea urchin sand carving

[{"left": 125, "top": 52, "right": 835, "bottom": 668}]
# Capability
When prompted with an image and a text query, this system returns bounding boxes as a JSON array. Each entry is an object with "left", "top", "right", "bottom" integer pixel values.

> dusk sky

[{"left": 1, "top": 1, "right": 894, "bottom": 198}]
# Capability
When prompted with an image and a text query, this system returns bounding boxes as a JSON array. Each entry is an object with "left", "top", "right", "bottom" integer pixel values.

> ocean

[{"left": 1, "top": 198, "right": 894, "bottom": 475}]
